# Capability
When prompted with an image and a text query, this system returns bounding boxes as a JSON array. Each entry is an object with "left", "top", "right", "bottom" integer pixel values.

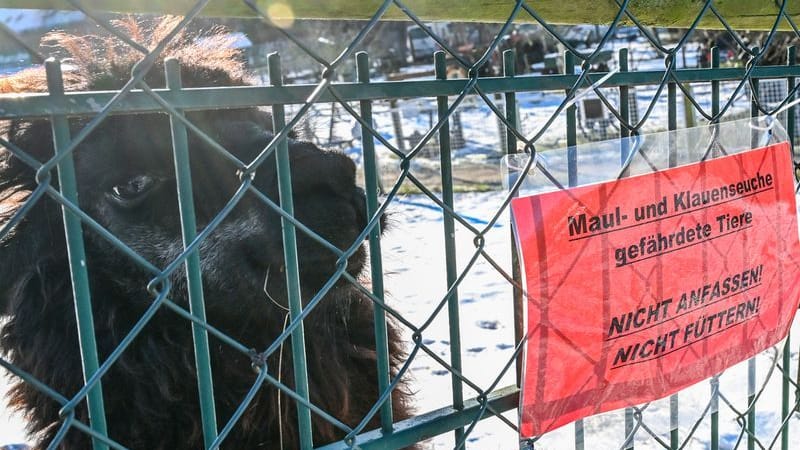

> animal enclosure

[{"left": 2, "top": 1, "right": 800, "bottom": 449}]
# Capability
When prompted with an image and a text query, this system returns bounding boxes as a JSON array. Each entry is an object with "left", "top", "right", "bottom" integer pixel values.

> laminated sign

[{"left": 511, "top": 142, "right": 800, "bottom": 437}]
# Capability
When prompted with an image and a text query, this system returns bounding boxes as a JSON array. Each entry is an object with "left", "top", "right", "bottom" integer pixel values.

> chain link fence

[{"left": 1, "top": 0, "right": 800, "bottom": 449}]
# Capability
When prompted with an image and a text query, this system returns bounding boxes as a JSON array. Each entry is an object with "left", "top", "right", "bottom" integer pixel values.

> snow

[
  {"left": 382, "top": 189, "right": 800, "bottom": 450},
  {"left": 0, "top": 374, "right": 26, "bottom": 445},
  {"left": 383, "top": 191, "right": 518, "bottom": 449}
]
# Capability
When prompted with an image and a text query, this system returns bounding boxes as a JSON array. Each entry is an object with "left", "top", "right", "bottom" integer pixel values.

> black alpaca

[{"left": 0, "top": 18, "right": 411, "bottom": 449}]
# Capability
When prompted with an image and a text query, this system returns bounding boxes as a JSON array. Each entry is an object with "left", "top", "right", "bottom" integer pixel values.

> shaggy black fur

[{"left": 0, "top": 18, "right": 411, "bottom": 449}]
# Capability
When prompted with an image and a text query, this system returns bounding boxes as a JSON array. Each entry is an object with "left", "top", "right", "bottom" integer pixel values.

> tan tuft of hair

[{"left": 2, "top": 16, "right": 250, "bottom": 94}]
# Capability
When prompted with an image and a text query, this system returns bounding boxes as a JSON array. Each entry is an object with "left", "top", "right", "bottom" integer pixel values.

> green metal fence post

[
  {"left": 624, "top": 409, "right": 635, "bottom": 450},
  {"left": 666, "top": 51, "right": 679, "bottom": 450},
  {"left": 563, "top": 50, "right": 583, "bottom": 450},
  {"left": 668, "top": 82, "right": 677, "bottom": 137},
  {"left": 748, "top": 350, "right": 757, "bottom": 450},
  {"left": 501, "top": 48, "right": 525, "bottom": 390},
  {"left": 711, "top": 47, "right": 720, "bottom": 120},
  {"left": 503, "top": 50, "right": 518, "bottom": 155},
  {"left": 619, "top": 48, "right": 630, "bottom": 166},
  {"left": 669, "top": 394, "right": 679, "bottom": 450},
  {"left": 502, "top": 48, "right": 527, "bottom": 403},
  {"left": 164, "top": 58, "right": 219, "bottom": 449},
  {"left": 711, "top": 46, "right": 721, "bottom": 161},
  {"left": 45, "top": 58, "right": 109, "bottom": 450},
  {"left": 783, "top": 46, "right": 796, "bottom": 450},
  {"left": 620, "top": 46, "right": 635, "bottom": 450},
  {"left": 565, "top": 51, "right": 578, "bottom": 187},
  {"left": 748, "top": 47, "right": 759, "bottom": 450},
  {"left": 434, "top": 50, "right": 466, "bottom": 447},
  {"left": 268, "top": 52, "right": 314, "bottom": 450},
  {"left": 710, "top": 375, "right": 720, "bottom": 450},
  {"left": 709, "top": 47, "right": 721, "bottom": 450},
  {"left": 788, "top": 46, "right": 796, "bottom": 153},
  {"left": 356, "top": 51, "right": 395, "bottom": 435}
]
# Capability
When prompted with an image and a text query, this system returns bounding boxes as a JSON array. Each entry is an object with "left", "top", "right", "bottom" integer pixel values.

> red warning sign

[{"left": 512, "top": 142, "right": 800, "bottom": 437}]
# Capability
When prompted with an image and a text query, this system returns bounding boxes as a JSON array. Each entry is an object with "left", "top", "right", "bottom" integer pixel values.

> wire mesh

[{"left": 0, "top": 1, "right": 799, "bottom": 449}]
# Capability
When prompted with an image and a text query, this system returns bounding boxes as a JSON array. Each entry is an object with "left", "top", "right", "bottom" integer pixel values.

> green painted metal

[
  {"left": 710, "top": 376, "right": 719, "bottom": 450},
  {"left": 503, "top": 48, "right": 526, "bottom": 403},
  {"left": 666, "top": 62, "right": 679, "bottom": 450},
  {"left": 164, "top": 58, "right": 219, "bottom": 449},
  {"left": 783, "top": 336, "right": 792, "bottom": 450},
  {"left": 268, "top": 53, "right": 314, "bottom": 450},
  {"left": 789, "top": 46, "right": 797, "bottom": 154},
  {"left": 434, "top": 50, "right": 466, "bottom": 447},
  {"left": 747, "top": 360, "right": 756, "bottom": 450},
  {"left": 783, "top": 48, "right": 795, "bottom": 450},
  {"left": 503, "top": 50, "right": 518, "bottom": 156},
  {"left": 670, "top": 395, "right": 679, "bottom": 450},
  {"left": 317, "top": 386, "right": 520, "bottom": 450},
  {"left": 618, "top": 46, "right": 636, "bottom": 450},
  {"left": 356, "top": 51, "right": 395, "bottom": 434},
  {"left": 624, "top": 408, "right": 634, "bottom": 450},
  {"left": 565, "top": 51, "right": 578, "bottom": 187},
  {"left": 8, "top": 66, "right": 800, "bottom": 120},
  {"left": 710, "top": 47, "right": 720, "bottom": 450},
  {"left": 0, "top": 48, "right": 794, "bottom": 450},
  {"left": 667, "top": 80, "right": 678, "bottom": 166},
  {"left": 711, "top": 47, "right": 721, "bottom": 120},
  {"left": 2, "top": 3, "right": 800, "bottom": 447},
  {"left": 748, "top": 58, "right": 759, "bottom": 450},
  {"left": 619, "top": 48, "right": 631, "bottom": 164},
  {"left": 44, "top": 58, "right": 109, "bottom": 450},
  {"left": 564, "top": 50, "right": 583, "bottom": 450}
]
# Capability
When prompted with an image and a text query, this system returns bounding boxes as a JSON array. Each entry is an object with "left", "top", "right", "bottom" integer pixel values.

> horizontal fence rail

[
  {"left": 0, "top": 1, "right": 799, "bottom": 450},
  {"left": 4, "top": 66, "right": 800, "bottom": 119}
]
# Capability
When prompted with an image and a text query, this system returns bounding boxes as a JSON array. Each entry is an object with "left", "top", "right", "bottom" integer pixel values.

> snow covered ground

[{"left": 383, "top": 190, "right": 800, "bottom": 450}]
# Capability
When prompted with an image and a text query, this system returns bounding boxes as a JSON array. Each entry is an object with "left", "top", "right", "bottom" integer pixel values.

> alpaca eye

[{"left": 109, "top": 175, "right": 160, "bottom": 208}]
